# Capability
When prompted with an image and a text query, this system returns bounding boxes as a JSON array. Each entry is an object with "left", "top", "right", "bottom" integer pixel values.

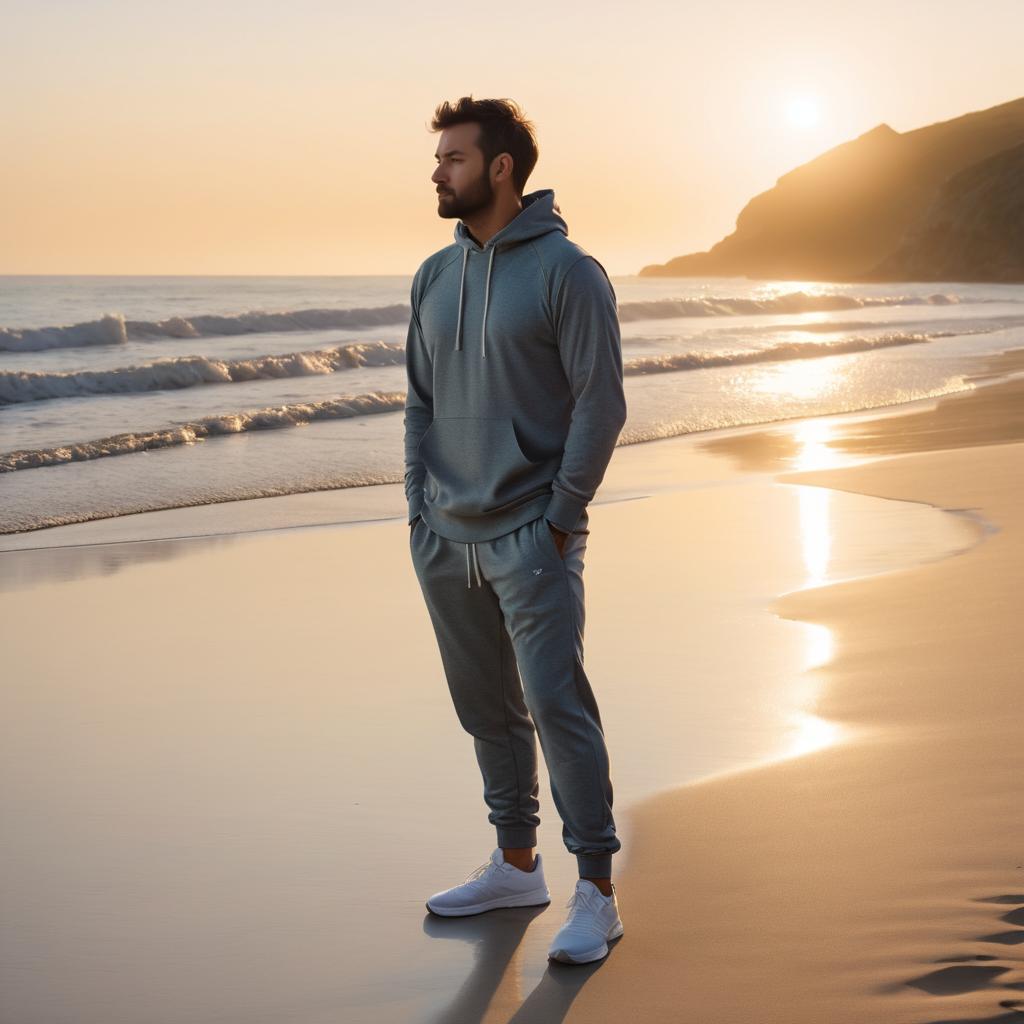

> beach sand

[
  {"left": 569, "top": 351, "right": 1024, "bottom": 1024},
  {"left": 1, "top": 350, "right": 1022, "bottom": 1022}
]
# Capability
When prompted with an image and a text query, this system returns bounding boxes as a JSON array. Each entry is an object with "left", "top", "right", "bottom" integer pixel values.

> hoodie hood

[{"left": 451, "top": 188, "right": 568, "bottom": 357}]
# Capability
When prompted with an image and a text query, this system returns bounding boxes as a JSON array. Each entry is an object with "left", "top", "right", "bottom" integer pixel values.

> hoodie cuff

[
  {"left": 544, "top": 490, "right": 587, "bottom": 535},
  {"left": 408, "top": 491, "right": 424, "bottom": 525}
]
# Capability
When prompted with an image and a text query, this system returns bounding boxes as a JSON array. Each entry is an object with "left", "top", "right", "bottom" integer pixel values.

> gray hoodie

[{"left": 404, "top": 187, "right": 627, "bottom": 543}]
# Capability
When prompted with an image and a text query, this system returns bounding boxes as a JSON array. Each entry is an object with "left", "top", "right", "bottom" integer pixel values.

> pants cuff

[
  {"left": 576, "top": 852, "right": 614, "bottom": 878},
  {"left": 496, "top": 825, "right": 538, "bottom": 849}
]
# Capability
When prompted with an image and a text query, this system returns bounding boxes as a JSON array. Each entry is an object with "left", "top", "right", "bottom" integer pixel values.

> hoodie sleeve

[
  {"left": 544, "top": 255, "right": 628, "bottom": 535},
  {"left": 403, "top": 272, "right": 433, "bottom": 524}
]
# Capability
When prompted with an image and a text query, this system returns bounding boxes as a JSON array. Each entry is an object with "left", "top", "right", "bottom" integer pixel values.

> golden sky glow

[{"left": 2, "top": 0, "right": 1021, "bottom": 276}]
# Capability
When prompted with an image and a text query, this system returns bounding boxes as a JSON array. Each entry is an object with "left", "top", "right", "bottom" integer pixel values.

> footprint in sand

[
  {"left": 906, "top": 963, "right": 1012, "bottom": 995},
  {"left": 908, "top": 894, "right": 1024, "bottom": 1022}
]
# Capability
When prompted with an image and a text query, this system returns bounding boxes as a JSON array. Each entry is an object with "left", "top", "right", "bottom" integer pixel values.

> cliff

[{"left": 640, "top": 96, "right": 1024, "bottom": 282}]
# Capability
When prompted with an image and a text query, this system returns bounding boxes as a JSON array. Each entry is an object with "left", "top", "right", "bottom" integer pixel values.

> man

[{"left": 404, "top": 96, "right": 628, "bottom": 966}]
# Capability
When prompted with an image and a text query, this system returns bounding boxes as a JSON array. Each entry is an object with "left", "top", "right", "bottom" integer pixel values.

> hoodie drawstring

[
  {"left": 454, "top": 244, "right": 496, "bottom": 359},
  {"left": 454, "top": 246, "right": 468, "bottom": 353},
  {"left": 449, "top": 190, "right": 565, "bottom": 359},
  {"left": 480, "top": 246, "right": 494, "bottom": 359},
  {"left": 465, "top": 542, "right": 482, "bottom": 589}
]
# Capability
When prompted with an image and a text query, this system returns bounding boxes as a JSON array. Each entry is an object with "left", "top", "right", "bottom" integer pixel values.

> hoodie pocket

[{"left": 418, "top": 416, "right": 552, "bottom": 518}]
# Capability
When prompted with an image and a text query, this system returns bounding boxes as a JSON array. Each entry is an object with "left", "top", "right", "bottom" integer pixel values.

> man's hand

[{"left": 547, "top": 521, "right": 569, "bottom": 558}]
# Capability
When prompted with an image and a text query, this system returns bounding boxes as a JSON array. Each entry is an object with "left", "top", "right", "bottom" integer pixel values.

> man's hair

[{"left": 430, "top": 96, "right": 539, "bottom": 197}]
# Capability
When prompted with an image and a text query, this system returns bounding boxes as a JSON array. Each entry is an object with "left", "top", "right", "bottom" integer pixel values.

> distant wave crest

[
  {"left": 0, "top": 304, "right": 411, "bottom": 353},
  {"left": 622, "top": 329, "right": 956, "bottom": 374},
  {"left": 0, "top": 391, "right": 406, "bottom": 472},
  {"left": 616, "top": 290, "right": 966, "bottom": 322},
  {"left": 1, "top": 290, "right": 989, "bottom": 353},
  {"left": 0, "top": 340, "right": 406, "bottom": 404}
]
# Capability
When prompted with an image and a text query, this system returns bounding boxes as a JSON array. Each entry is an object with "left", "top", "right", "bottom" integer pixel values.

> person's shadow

[{"left": 421, "top": 905, "right": 618, "bottom": 1023}]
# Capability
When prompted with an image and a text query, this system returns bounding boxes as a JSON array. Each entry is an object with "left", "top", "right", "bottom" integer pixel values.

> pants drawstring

[{"left": 465, "top": 542, "right": 482, "bottom": 589}]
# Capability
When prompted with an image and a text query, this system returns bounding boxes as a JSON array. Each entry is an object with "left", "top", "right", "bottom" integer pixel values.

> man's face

[{"left": 431, "top": 122, "right": 495, "bottom": 221}]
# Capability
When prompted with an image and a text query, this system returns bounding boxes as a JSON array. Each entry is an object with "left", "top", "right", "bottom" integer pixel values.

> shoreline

[{"left": 3, "top": 344, "right": 1023, "bottom": 556}]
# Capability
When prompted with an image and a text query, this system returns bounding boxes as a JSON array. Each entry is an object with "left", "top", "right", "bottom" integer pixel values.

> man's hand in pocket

[{"left": 547, "top": 521, "right": 569, "bottom": 558}]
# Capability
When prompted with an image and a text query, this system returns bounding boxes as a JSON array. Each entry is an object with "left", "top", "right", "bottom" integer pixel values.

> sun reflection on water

[
  {"left": 783, "top": 622, "right": 841, "bottom": 758},
  {"left": 747, "top": 352, "right": 853, "bottom": 401},
  {"left": 783, "top": 418, "right": 849, "bottom": 757},
  {"left": 786, "top": 707, "right": 843, "bottom": 757}
]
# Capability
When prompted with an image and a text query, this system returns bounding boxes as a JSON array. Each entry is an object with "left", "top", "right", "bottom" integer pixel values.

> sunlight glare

[
  {"left": 786, "top": 708, "right": 842, "bottom": 757},
  {"left": 785, "top": 94, "right": 822, "bottom": 129},
  {"left": 791, "top": 418, "right": 846, "bottom": 472},
  {"left": 748, "top": 356, "right": 849, "bottom": 401}
]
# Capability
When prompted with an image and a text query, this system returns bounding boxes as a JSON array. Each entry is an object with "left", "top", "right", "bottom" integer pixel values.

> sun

[{"left": 785, "top": 94, "right": 822, "bottom": 130}]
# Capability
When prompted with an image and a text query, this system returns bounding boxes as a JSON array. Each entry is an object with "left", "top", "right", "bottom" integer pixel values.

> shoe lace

[
  {"left": 563, "top": 886, "right": 598, "bottom": 919},
  {"left": 464, "top": 859, "right": 496, "bottom": 884}
]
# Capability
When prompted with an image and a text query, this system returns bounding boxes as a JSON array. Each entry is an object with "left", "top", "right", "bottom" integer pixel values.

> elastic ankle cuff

[
  {"left": 496, "top": 825, "right": 538, "bottom": 849},
  {"left": 577, "top": 852, "right": 614, "bottom": 879}
]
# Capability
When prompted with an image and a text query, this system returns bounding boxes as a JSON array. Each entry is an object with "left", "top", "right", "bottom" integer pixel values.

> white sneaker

[
  {"left": 425, "top": 847, "right": 551, "bottom": 917},
  {"left": 547, "top": 878, "right": 624, "bottom": 964}
]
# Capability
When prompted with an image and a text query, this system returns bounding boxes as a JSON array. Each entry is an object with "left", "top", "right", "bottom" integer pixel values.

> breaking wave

[
  {"left": 0, "top": 391, "right": 406, "bottom": 472},
  {"left": 0, "top": 341, "right": 405, "bottom": 404},
  {"left": 0, "top": 304, "right": 410, "bottom": 353},
  {"left": 4, "top": 289, "right": 1005, "bottom": 354}
]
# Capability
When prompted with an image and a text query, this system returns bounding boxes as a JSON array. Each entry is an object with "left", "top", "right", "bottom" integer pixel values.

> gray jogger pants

[{"left": 409, "top": 512, "right": 621, "bottom": 879}]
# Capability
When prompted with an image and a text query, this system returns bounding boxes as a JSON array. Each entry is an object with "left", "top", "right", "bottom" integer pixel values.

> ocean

[{"left": 2, "top": 273, "right": 1023, "bottom": 535}]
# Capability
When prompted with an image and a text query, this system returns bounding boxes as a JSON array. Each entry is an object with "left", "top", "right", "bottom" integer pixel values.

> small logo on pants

[{"left": 532, "top": 568, "right": 543, "bottom": 575}]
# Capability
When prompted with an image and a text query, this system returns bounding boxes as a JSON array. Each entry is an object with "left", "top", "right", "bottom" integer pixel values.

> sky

[{"left": 2, "top": 0, "right": 1022, "bottom": 277}]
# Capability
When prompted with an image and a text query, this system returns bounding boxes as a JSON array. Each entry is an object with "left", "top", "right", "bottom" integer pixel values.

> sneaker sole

[
  {"left": 548, "top": 921, "right": 624, "bottom": 964},
  {"left": 425, "top": 888, "right": 551, "bottom": 917}
]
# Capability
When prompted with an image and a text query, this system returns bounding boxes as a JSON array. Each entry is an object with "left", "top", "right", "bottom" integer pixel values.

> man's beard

[{"left": 437, "top": 172, "right": 494, "bottom": 221}]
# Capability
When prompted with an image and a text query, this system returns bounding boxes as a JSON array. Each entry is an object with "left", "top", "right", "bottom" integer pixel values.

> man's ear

[{"left": 494, "top": 152, "right": 513, "bottom": 183}]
